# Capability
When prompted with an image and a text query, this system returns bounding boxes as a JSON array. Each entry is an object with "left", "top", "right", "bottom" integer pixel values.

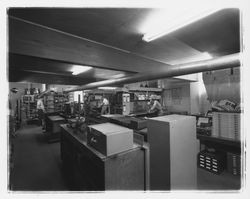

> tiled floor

[{"left": 9, "top": 124, "right": 242, "bottom": 192}]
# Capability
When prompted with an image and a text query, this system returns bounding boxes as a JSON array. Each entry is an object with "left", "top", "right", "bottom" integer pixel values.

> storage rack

[
  {"left": 129, "top": 87, "right": 162, "bottom": 102},
  {"left": 197, "top": 111, "right": 241, "bottom": 176},
  {"left": 44, "top": 92, "right": 69, "bottom": 113},
  {"left": 21, "top": 94, "right": 38, "bottom": 120}
]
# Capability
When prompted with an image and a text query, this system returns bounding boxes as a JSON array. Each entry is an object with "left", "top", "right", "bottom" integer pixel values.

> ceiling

[
  {"left": 9, "top": 53, "right": 135, "bottom": 85},
  {"left": 8, "top": 8, "right": 240, "bottom": 85}
]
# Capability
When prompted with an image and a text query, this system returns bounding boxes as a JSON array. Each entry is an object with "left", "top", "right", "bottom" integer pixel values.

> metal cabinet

[{"left": 148, "top": 114, "right": 197, "bottom": 190}]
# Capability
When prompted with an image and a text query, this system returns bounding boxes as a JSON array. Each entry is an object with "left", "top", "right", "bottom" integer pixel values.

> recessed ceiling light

[
  {"left": 111, "top": 74, "right": 126, "bottom": 79},
  {"left": 98, "top": 87, "right": 117, "bottom": 90},
  {"left": 71, "top": 65, "right": 92, "bottom": 75}
]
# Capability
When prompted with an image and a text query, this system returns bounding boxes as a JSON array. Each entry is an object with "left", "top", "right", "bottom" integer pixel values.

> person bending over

[{"left": 148, "top": 95, "right": 163, "bottom": 116}]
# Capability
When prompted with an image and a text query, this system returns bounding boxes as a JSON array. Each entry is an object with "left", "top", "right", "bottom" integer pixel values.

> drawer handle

[{"left": 91, "top": 137, "right": 97, "bottom": 143}]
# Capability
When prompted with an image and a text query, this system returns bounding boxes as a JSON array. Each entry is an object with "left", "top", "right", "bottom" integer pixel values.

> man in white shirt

[
  {"left": 37, "top": 96, "right": 45, "bottom": 129},
  {"left": 100, "top": 96, "right": 109, "bottom": 115}
]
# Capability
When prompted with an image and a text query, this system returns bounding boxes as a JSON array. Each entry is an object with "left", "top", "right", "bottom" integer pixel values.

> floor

[
  {"left": 197, "top": 167, "right": 241, "bottom": 190},
  {"left": 9, "top": 124, "right": 242, "bottom": 191},
  {"left": 10, "top": 124, "right": 68, "bottom": 191}
]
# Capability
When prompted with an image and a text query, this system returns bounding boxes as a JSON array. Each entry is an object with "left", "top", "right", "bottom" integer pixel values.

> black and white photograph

[{"left": 1, "top": 0, "right": 250, "bottom": 198}]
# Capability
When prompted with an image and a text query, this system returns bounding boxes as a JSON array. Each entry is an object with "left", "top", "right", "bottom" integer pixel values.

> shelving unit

[
  {"left": 197, "top": 111, "right": 242, "bottom": 178},
  {"left": 44, "top": 92, "right": 69, "bottom": 113},
  {"left": 129, "top": 87, "right": 162, "bottom": 102},
  {"left": 21, "top": 94, "right": 38, "bottom": 121},
  {"left": 197, "top": 134, "right": 241, "bottom": 150}
]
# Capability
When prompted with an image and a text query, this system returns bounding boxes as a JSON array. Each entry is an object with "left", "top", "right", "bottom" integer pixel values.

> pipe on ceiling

[{"left": 65, "top": 53, "right": 241, "bottom": 93}]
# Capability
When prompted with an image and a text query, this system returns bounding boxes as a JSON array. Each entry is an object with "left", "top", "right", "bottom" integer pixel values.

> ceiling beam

[
  {"left": 9, "top": 53, "right": 74, "bottom": 74},
  {"left": 8, "top": 69, "right": 99, "bottom": 85},
  {"left": 9, "top": 16, "right": 171, "bottom": 73}
]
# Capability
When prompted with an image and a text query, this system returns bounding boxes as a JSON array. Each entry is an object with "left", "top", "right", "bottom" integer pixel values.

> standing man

[
  {"left": 100, "top": 96, "right": 109, "bottom": 115},
  {"left": 37, "top": 96, "right": 45, "bottom": 129}
]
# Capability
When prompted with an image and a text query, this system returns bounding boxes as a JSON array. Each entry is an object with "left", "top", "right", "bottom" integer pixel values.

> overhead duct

[{"left": 65, "top": 53, "right": 241, "bottom": 92}]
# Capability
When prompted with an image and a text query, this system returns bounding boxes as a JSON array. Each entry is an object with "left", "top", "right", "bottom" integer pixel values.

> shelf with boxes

[
  {"left": 197, "top": 111, "right": 242, "bottom": 176},
  {"left": 21, "top": 94, "right": 38, "bottom": 122},
  {"left": 212, "top": 111, "right": 241, "bottom": 141},
  {"left": 44, "top": 92, "right": 69, "bottom": 113},
  {"left": 129, "top": 87, "right": 162, "bottom": 102}
]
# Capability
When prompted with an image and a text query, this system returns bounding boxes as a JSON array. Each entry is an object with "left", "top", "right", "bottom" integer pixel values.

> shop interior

[{"left": 7, "top": 7, "right": 242, "bottom": 191}]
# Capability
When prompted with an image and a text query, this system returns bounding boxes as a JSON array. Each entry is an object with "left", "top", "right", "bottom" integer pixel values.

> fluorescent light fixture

[
  {"left": 70, "top": 65, "right": 92, "bottom": 75},
  {"left": 142, "top": 8, "right": 220, "bottom": 42},
  {"left": 98, "top": 87, "right": 117, "bottom": 90},
  {"left": 110, "top": 74, "right": 126, "bottom": 79}
]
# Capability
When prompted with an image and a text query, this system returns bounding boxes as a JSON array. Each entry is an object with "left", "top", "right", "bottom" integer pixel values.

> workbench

[
  {"left": 101, "top": 114, "right": 148, "bottom": 130},
  {"left": 60, "top": 124, "right": 145, "bottom": 191}
]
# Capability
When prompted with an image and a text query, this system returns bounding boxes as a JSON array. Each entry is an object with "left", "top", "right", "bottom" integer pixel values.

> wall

[
  {"left": 190, "top": 82, "right": 200, "bottom": 114},
  {"left": 161, "top": 75, "right": 209, "bottom": 115},
  {"left": 198, "top": 73, "right": 211, "bottom": 114},
  {"left": 162, "top": 81, "right": 191, "bottom": 114}
]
